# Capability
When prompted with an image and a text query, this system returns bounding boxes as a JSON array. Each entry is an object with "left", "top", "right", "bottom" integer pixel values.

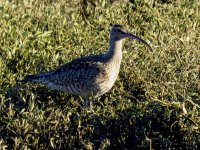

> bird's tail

[
  {"left": 19, "top": 74, "right": 40, "bottom": 83},
  {"left": 19, "top": 70, "right": 55, "bottom": 83},
  {"left": 19, "top": 74, "right": 46, "bottom": 83}
]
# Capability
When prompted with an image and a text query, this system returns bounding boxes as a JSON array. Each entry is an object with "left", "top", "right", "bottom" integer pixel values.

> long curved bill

[{"left": 127, "top": 33, "right": 152, "bottom": 51}]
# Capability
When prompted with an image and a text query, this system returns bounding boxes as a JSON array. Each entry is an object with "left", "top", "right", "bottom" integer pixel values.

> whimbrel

[{"left": 20, "top": 24, "right": 152, "bottom": 110}]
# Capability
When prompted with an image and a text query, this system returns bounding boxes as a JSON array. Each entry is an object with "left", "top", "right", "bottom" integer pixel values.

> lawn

[{"left": 0, "top": 0, "right": 199, "bottom": 149}]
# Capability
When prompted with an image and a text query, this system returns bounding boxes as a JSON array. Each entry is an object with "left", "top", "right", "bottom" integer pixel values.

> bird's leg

[{"left": 83, "top": 99, "right": 94, "bottom": 113}]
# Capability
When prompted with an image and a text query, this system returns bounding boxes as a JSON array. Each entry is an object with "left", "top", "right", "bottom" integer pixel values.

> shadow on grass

[
  {"left": 75, "top": 105, "right": 192, "bottom": 149},
  {"left": 2, "top": 84, "right": 199, "bottom": 149}
]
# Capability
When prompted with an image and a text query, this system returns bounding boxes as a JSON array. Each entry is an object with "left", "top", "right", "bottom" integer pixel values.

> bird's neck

[{"left": 106, "top": 37, "right": 123, "bottom": 63}]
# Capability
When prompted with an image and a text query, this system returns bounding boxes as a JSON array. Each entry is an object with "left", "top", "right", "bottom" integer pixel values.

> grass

[{"left": 0, "top": 0, "right": 199, "bottom": 149}]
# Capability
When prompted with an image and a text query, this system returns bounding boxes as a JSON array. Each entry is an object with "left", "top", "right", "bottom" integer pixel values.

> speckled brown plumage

[{"left": 20, "top": 25, "right": 152, "bottom": 100}]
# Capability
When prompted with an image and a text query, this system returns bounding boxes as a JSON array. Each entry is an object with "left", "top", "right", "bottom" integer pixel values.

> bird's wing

[
  {"left": 50, "top": 56, "right": 106, "bottom": 81},
  {"left": 20, "top": 55, "right": 107, "bottom": 84}
]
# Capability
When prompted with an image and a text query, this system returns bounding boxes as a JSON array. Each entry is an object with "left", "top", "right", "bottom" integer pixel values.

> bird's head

[{"left": 110, "top": 24, "right": 152, "bottom": 50}]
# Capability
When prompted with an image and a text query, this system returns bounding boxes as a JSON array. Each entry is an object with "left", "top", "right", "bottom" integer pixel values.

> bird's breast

[
  {"left": 98, "top": 61, "right": 121, "bottom": 93},
  {"left": 107, "top": 63, "right": 120, "bottom": 87}
]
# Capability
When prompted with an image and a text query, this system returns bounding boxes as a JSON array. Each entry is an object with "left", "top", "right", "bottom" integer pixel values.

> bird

[{"left": 20, "top": 24, "right": 152, "bottom": 111}]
